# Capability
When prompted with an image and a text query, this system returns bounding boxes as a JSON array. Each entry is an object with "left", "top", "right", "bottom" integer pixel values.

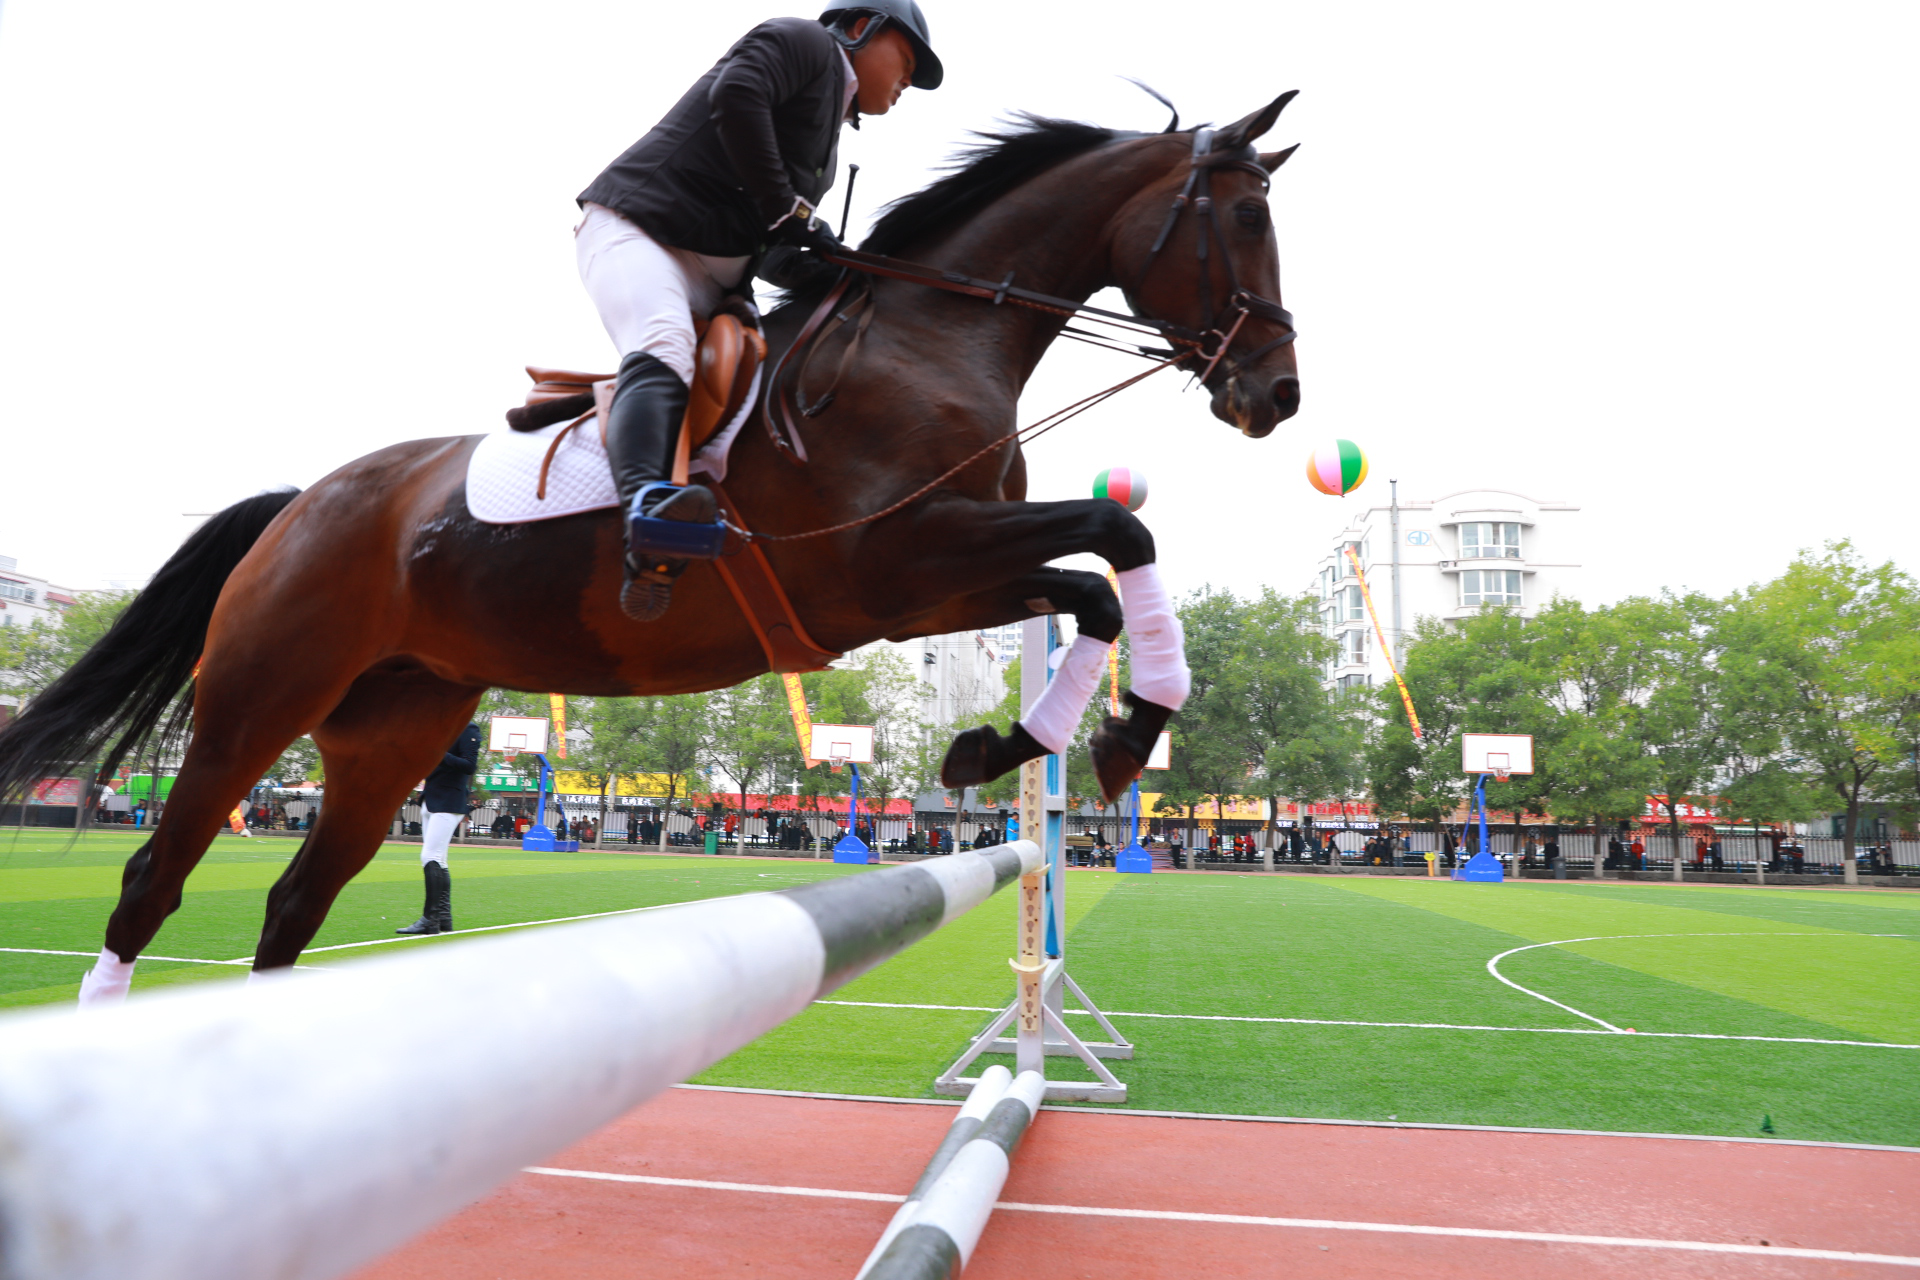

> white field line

[
  {"left": 1486, "top": 932, "right": 1913, "bottom": 1037},
  {"left": 223, "top": 901, "right": 690, "bottom": 963},
  {"left": 12, "top": 917, "right": 1908, "bottom": 1053},
  {"left": 0, "top": 947, "right": 246, "bottom": 966},
  {"left": 811, "top": 999, "right": 1920, "bottom": 1051},
  {"left": 522, "top": 1166, "right": 1920, "bottom": 1268}
]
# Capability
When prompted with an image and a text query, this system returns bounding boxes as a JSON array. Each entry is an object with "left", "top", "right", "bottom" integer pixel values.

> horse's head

[{"left": 1115, "top": 92, "right": 1301, "bottom": 437}]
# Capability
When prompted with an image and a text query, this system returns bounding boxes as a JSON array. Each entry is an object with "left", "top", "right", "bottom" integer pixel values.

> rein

[{"left": 742, "top": 129, "right": 1295, "bottom": 544}]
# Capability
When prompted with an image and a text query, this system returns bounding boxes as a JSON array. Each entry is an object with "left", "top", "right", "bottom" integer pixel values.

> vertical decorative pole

[{"left": 1014, "top": 756, "right": 1045, "bottom": 1077}]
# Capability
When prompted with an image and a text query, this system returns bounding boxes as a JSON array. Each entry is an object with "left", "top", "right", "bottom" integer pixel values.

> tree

[
  {"left": 1151, "top": 588, "right": 1254, "bottom": 851},
  {"left": 703, "top": 675, "right": 794, "bottom": 849},
  {"left": 1718, "top": 544, "right": 1920, "bottom": 881},
  {"left": 0, "top": 592, "right": 133, "bottom": 700},
  {"left": 1215, "top": 588, "right": 1345, "bottom": 850},
  {"left": 644, "top": 693, "right": 711, "bottom": 849},
  {"left": 268, "top": 736, "right": 322, "bottom": 787},
  {"left": 1368, "top": 609, "right": 1545, "bottom": 823}
]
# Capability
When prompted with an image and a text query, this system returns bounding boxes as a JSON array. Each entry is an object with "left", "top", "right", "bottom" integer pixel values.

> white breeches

[
  {"left": 420, "top": 811, "right": 462, "bottom": 867},
  {"left": 575, "top": 203, "right": 750, "bottom": 385}
]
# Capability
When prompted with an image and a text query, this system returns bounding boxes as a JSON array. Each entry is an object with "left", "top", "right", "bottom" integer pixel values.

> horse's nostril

[{"left": 1271, "top": 376, "right": 1301, "bottom": 421}]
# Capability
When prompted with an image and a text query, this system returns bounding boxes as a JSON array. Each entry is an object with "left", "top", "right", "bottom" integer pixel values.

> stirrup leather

[{"left": 628, "top": 484, "right": 726, "bottom": 560}]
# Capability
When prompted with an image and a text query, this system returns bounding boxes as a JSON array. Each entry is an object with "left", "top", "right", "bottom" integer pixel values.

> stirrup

[{"left": 627, "top": 483, "right": 726, "bottom": 560}]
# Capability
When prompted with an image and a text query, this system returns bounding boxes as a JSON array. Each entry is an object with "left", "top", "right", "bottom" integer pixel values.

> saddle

[
  {"left": 501, "top": 307, "right": 835, "bottom": 675},
  {"left": 508, "top": 303, "right": 767, "bottom": 486}
]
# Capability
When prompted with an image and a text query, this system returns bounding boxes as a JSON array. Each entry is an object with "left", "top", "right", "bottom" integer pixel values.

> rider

[{"left": 575, "top": 3, "right": 943, "bottom": 621}]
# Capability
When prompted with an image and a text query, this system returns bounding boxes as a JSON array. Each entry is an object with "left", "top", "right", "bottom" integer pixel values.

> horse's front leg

[{"left": 852, "top": 498, "right": 1189, "bottom": 802}]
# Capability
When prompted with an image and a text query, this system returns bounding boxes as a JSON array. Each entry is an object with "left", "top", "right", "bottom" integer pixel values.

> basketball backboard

[
  {"left": 808, "top": 723, "right": 874, "bottom": 764},
  {"left": 1461, "top": 733, "right": 1534, "bottom": 776},
  {"left": 488, "top": 716, "right": 549, "bottom": 754}
]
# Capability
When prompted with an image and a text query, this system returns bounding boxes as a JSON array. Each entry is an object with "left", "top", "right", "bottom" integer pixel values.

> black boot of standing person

[
  {"left": 396, "top": 861, "right": 452, "bottom": 936},
  {"left": 393, "top": 862, "right": 452, "bottom": 934}
]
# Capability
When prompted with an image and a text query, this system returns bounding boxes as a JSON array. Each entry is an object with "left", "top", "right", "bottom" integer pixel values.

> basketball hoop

[
  {"left": 503, "top": 749, "right": 518, "bottom": 764},
  {"left": 1492, "top": 769, "right": 1510, "bottom": 784},
  {"left": 830, "top": 751, "right": 850, "bottom": 775}
]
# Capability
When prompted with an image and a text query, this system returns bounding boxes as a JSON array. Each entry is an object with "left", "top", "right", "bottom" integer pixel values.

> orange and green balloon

[
  {"left": 1306, "top": 440, "right": 1369, "bottom": 496},
  {"left": 1092, "top": 467, "right": 1147, "bottom": 512}
]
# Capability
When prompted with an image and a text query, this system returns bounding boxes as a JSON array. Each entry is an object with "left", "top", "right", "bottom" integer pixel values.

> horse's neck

[{"left": 903, "top": 141, "right": 1174, "bottom": 386}]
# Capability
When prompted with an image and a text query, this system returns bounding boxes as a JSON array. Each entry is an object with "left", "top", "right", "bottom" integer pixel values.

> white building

[
  {"left": 979, "top": 623, "right": 1021, "bottom": 670},
  {"left": 1310, "top": 488, "right": 1582, "bottom": 690},
  {"left": 0, "top": 556, "right": 75, "bottom": 630},
  {"left": 873, "top": 630, "right": 1008, "bottom": 732}
]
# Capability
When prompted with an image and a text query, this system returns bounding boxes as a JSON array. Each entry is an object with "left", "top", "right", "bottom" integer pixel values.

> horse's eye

[{"left": 1235, "top": 203, "right": 1269, "bottom": 231}]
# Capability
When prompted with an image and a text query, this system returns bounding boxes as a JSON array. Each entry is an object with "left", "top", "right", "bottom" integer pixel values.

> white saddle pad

[{"left": 466, "top": 367, "right": 760, "bottom": 525}]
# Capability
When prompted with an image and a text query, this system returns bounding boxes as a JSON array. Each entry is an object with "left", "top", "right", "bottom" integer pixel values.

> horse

[{"left": 0, "top": 92, "right": 1301, "bottom": 996}]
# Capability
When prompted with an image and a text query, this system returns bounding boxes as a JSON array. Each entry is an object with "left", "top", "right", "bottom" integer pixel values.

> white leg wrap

[
  {"left": 1116, "top": 563, "right": 1190, "bottom": 711},
  {"left": 1017, "top": 634, "right": 1112, "bottom": 755},
  {"left": 77, "top": 948, "right": 135, "bottom": 1007},
  {"left": 420, "top": 811, "right": 461, "bottom": 867}
]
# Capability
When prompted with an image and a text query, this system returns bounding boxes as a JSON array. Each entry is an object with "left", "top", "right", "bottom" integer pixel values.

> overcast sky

[{"left": 2, "top": 1, "right": 1914, "bottom": 607}]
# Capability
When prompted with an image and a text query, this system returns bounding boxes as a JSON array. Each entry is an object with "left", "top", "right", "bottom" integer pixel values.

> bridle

[
  {"left": 1131, "top": 126, "right": 1297, "bottom": 385},
  {"left": 759, "top": 127, "right": 1296, "bottom": 473}
]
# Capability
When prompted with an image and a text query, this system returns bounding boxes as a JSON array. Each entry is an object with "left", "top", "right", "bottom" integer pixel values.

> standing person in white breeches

[
  {"left": 397, "top": 721, "right": 481, "bottom": 936},
  {"left": 573, "top": 2, "right": 944, "bottom": 622}
]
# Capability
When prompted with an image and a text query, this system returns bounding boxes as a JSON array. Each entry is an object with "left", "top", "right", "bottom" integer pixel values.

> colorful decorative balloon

[
  {"left": 1092, "top": 467, "right": 1148, "bottom": 512},
  {"left": 1306, "top": 440, "right": 1369, "bottom": 496}
]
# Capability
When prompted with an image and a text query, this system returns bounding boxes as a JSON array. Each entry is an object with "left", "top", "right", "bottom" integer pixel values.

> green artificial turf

[{"left": 3, "top": 830, "right": 1915, "bottom": 1146}]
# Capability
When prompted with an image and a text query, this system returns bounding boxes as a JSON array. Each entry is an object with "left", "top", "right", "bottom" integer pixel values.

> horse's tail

[{"left": 0, "top": 488, "right": 302, "bottom": 810}]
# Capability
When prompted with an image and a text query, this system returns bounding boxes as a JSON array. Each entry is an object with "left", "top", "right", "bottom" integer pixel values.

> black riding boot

[
  {"left": 395, "top": 861, "right": 453, "bottom": 935},
  {"left": 604, "top": 350, "right": 715, "bottom": 621}
]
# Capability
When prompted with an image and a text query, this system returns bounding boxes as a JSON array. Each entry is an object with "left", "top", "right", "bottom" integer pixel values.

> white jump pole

[
  {"left": 0, "top": 842, "right": 1040, "bottom": 1280},
  {"left": 858, "top": 1067, "right": 1046, "bottom": 1280}
]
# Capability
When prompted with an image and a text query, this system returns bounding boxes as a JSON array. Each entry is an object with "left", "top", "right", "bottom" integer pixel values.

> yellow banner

[
  {"left": 1343, "top": 546, "right": 1423, "bottom": 741},
  {"left": 548, "top": 693, "right": 567, "bottom": 760},
  {"left": 1105, "top": 568, "right": 1122, "bottom": 714},
  {"left": 781, "top": 672, "right": 821, "bottom": 766},
  {"left": 553, "top": 771, "right": 685, "bottom": 798}
]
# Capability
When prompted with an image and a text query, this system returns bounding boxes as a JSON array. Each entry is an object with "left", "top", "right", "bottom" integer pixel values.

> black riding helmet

[{"left": 820, "top": 0, "right": 943, "bottom": 90}]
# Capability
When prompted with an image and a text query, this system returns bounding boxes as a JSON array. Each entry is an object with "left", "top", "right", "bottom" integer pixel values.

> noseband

[{"left": 1132, "top": 126, "right": 1296, "bottom": 385}]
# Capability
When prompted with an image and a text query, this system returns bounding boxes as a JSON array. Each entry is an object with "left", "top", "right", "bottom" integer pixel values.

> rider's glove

[{"left": 770, "top": 198, "right": 843, "bottom": 256}]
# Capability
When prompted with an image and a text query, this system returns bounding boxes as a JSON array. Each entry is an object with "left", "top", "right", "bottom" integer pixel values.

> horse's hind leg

[
  {"left": 253, "top": 665, "right": 484, "bottom": 971},
  {"left": 86, "top": 678, "right": 336, "bottom": 1003}
]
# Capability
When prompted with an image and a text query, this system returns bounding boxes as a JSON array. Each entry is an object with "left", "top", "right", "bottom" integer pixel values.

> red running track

[{"left": 351, "top": 1086, "right": 1920, "bottom": 1279}]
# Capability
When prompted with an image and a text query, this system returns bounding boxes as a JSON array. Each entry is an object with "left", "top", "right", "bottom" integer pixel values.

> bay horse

[{"left": 0, "top": 93, "right": 1300, "bottom": 995}]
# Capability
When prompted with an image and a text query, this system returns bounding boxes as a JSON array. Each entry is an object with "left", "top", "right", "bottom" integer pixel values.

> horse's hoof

[
  {"left": 1088, "top": 691, "right": 1175, "bottom": 805},
  {"left": 940, "top": 722, "right": 1047, "bottom": 788}
]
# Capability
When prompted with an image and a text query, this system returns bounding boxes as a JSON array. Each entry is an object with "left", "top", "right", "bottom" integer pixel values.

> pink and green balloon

[
  {"left": 1305, "top": 440, "right": 1369, "bottom": 496},
  {"left": 1092, "top": 467, "right": 1148, "bottom": 512}
]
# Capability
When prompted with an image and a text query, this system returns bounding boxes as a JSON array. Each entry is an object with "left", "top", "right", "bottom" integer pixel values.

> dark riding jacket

[
  {"left": 578, "top": 18, "right": 850, "bottom": 260},
  {"left": 421, "top": 723, "right": 481, "bottom": 815}
]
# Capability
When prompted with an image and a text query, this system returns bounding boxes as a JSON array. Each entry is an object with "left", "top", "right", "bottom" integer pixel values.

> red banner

[{"left": 30, "top": 777, "right": 83, "bottom": 805}]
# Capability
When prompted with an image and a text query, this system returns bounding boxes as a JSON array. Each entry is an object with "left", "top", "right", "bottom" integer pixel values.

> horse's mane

[
  {"left": 862, "top": 114, "right": 1123, "bottom": 256},
  {"left": 770, "top": 115, "right": 1128, "bottom": 315}
]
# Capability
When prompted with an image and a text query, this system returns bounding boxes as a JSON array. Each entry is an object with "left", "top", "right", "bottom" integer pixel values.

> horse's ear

[
  {"left": 1258, "top": 143, "right": 1301, "bottom": 173},
  {"left": 1217, "top": 89, "right": 1298, "bottom": 150}
]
